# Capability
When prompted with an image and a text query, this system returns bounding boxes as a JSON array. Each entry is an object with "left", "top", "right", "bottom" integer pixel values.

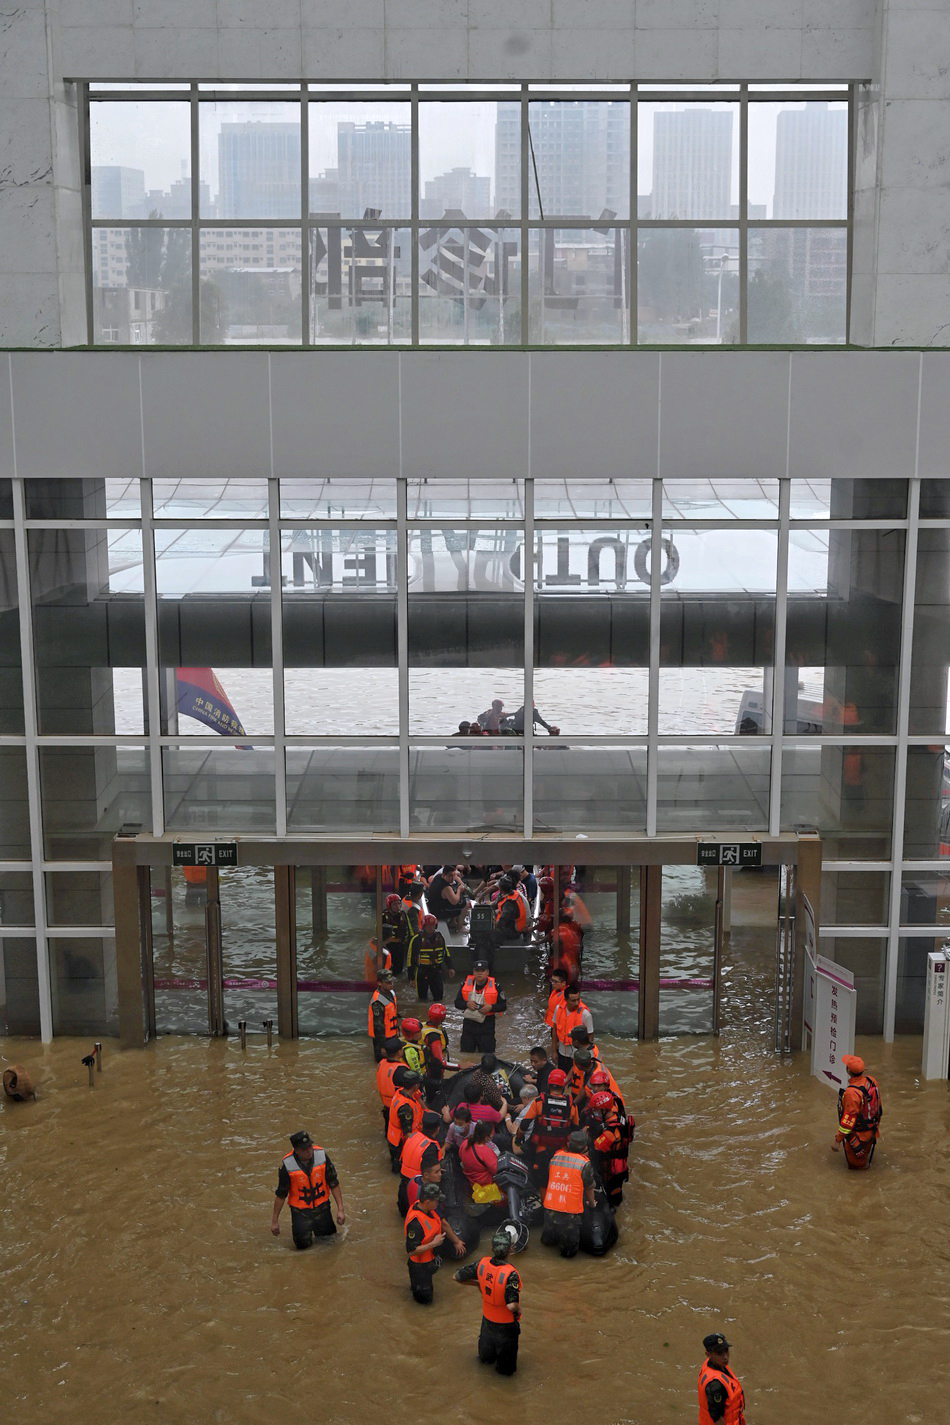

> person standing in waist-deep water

[
  {"left": 367, "top": 967, "right": 399, "bottom": 1061},
  {"left": 834, "top": 1054, "right": 883, "bottom": 1169},
  {"left": 270, "top": 1131, "right": 346, "bottom": 1249},
  {"left": 698, "top": 1332, "right": 746, "bottom": 1425},
  {"left": 510, "top": 701, "right": 560, "bottom": 736},
  {"left": 381, "top": 893, "right": 409, "bottom": 977},
  {"left": 455, "top": 960, "right": 507, "bottom": 1054},
  {"left": 404, "top": 1182, "right": 465, "bottom": 1304},
  {"left": 454, "top": 1225, "right": 523, "bottom": 1376},
  {"left": 409, "top": 914, "right": 454, "bottom": 1002},
  {"left": 540, "top": 1129, "right": 596, "bottom": 1259}
]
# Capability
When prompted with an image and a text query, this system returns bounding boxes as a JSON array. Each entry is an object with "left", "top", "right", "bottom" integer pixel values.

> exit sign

[
  {"left": 172, "top": 843, "right": 238, "bottom": 867},
  {"left": 697, "top": 842, "right": 762, "bottom": 868}
]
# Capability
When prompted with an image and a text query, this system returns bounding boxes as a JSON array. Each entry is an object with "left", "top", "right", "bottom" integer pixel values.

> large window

[{"left": 84, "top": 82, "right": 852, "bottom": 347}]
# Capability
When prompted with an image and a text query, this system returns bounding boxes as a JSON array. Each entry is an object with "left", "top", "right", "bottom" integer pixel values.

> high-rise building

[
  {"left": 495, "top": 100, "right": 629, "bottom": 218},
  {"left": 217, "top": 121, "right": 301, "bottom": 219},
  {"left": 91, "top": 165, "right": 146, "bottom": 219},
  {"left": 420, "top": 167, "right": 491, "bottom": 220},
  {"left": 651, "top": 108, "right": 733, "bottom": 219},
  {"left": 773, "top": 102, "right": 848, "bottom": 219},
  {"left": 336, "top": 120, "right": 411, "bottom": 218}
]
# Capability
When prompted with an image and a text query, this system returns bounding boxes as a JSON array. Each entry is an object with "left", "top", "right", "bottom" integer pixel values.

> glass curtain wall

[
  {"left": 84, "top": 82, "right": 851, "bottom": 347},
  {"left": 4, "top": 474, "right": 950, "bottom": 1040}
]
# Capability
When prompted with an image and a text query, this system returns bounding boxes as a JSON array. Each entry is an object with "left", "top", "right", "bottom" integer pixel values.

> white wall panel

[
  {"left": 140, "top": 352, "right": 271, "bottom": 479},
  {"left": 270, "top": 352, "right": 401, "bottom": 479},
  {"left": 400, "top": 352, "right": 530, "bottom": 480},
  {"left": 917, "top": 354, "right": 950, "bottom": 480},
  {"left": 788, "top": 351, "right": 920, "bottom": 479},
  {"left": 530, "top": 352, "right": 660, "bottom": 481},
  {"left": 0, "top": 355, "right": 13, "bottom": 478},
  {"left": 10, "top": 354, "right": 144, "bottom": 480},
  {"left": 659, "top": 352, "right": 790, "bottom": 479}
]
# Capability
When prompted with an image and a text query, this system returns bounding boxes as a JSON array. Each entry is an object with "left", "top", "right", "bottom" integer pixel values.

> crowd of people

[{"left": 452, "top": 698, "right": 560, "bottom": 739}]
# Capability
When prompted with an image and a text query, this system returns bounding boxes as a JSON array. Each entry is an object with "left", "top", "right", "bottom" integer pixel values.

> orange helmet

[
  {"left": 588, "top": 1091, "right": 613, "bottom": 1113},
  {"left": 401, "top": 1017, "right": 422, "bottom": 1037},
  {"left": 427, "top": 1003, "right": 447, "bottom": 1024},
  {"left": 547, "top": 1069, "right": 568, "bottom": 1088},
  {"left": 423, "top": 913, "right": 438, "bottom": 929},
  {"left": 385, "top": 894, "right": 402, "bottom": 909},
  {"left": 588, "top": 1071, "right": 610, "bottom": 1088}
]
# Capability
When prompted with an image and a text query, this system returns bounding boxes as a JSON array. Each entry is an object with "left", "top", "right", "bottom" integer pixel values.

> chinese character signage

[
  {"left": 922, "top": 950, "right": 950, "bottom": 1080},
  {"left": 697, "top": 842, "right": 762, "bottom": 868},
  {"left": 172, "top": 843, "right": 238, "bottom": 868},
  {"left": 810, "top": 954, "right": 855, "bottom": 1090}
]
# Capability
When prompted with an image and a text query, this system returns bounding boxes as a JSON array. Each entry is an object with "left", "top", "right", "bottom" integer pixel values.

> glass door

[
  {"left": 150, "top": 863, "right": 215, "bottom": 1034},
  {"left": 219, "top": 865, "right": 278, "bottom": 1035},
  {"left": 657, "top": 865, "right": 720, "bottom": 1035}
]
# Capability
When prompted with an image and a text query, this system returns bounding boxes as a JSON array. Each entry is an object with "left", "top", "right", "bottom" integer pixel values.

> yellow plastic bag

[{"left": 471, "top": 1181, "right": 504, "bottom": 1204}]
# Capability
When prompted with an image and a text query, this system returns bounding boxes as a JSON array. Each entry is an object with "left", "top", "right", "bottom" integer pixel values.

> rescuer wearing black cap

[
  {"left": 698, "top": 1332, "right": 746, "bottom": 1425},
  {"left": 270, "top": 1130, "right": 346, "bottom": 1249},
  {"left": 455, "top": 960, "right": 506, "bottom": 1054},
  {"left": 404, "top": 1181, "right": 465, "bottom": 1304},
  {"left": 454, "top": 1224, "right": 523, "bottom": 1375}
]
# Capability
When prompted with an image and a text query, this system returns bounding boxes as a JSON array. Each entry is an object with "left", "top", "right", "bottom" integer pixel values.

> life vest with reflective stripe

[
  {"left": 401, "top": 1039, "right": 425, "bottom": 1075},
  {"left": 368, "top": 989, "right": 398, "bottom": 1041},
  {"left": 401, "top": 897, "right": 423, "bottom": 937},
  {"left": 698, "top": 1363, "right": 746, "bottom": 1425},
  {"left": 281, "top": 1151, "right": 329, "bottom": 1211},
  {"left": 422, "top": 1025, "right": 449, "bottom": 1077},
  {"left": 388, "top": 1087, "right": 424, "bottom": 1147},
  {"left": 382, "top": 908, "right": 407, "bottom": 945},
  {"left": 477, "top": 1257, "right": 519, "bottom": 1324},
  {"left": 837, "top": 1074, "right": 882, "bottom": 1133},
  {"left": 543, "top": 1150, "right": 586, "bottom": 1214},
  {"left": 405, "top": 1205, "right": 442, "bottom": 1263},
  {"left": 460, "top": 975, "right": 499, "bottom": 1015},
  {"left": 400, "top": 1130, "right": 442, "bottom": 1181},
  {"left": 376, "top": 1058, "right": 401, "bottom": 1108},
  {"left": 533, "top": 1092, "right": 574, "bottom": 1150},
  {"left": 411, "top": 931, "right": 446, "bottom": 966},
  {"left": 494, "top": 891, "right": 527, "bottom": 934},
  {"left": 554, "top": 999, "right": 591, "bottom": 1050}
]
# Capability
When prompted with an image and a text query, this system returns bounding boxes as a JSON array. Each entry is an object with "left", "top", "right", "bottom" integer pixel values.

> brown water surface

[{"left": 2, "top": 909, "right": 948, "bottom": 1425}]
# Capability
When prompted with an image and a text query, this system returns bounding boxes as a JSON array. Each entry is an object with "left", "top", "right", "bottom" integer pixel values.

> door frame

[{"left": 113, "top": 833, "right": 821, "bottom": 1048}]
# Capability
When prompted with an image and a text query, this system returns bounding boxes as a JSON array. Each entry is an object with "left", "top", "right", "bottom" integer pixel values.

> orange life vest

[
  {"left": 554, "top": 998, "right": 591, "bottom": 1050},
  {"left": 477, "top": 1257, "right": 519, "bottom": 1324},
  {"left": 281, "top": 1150, "right": 330, "bottom": 1211},
  {"left": 376, "top": 1058, "right": 401, "bottom": 1108},
  {"left": 368, "top": 988, "right": 399, "bottom": 1041},
  {"left": 182, "top": 866, "right": 207, "bottom": 885},
  {"left": 363, "top": 943, "right": 392, "bottom": 982},
  {"left": 544, "top": 987, "right": 564, "bottom": 1028},
  {"left": 405, "top": 1204, "right": 442, "bottom": 1262},
  {"left": 698, "top": 1363, "right": 746, "bottom": 1425},
  {"left": 400, "top": 1130, "right": 442, "bottom": 1180},
  {"left": 388, "top": 1087, "right": 424, "bottom": 1147},
  {"left": 495, "top": 891, "right": 527, "bottom": 934},
  {"left": 530, "top": 1091, "right": 575, "bottom": 1151},
  {"left": 460, "top": 975, "right": 499, "bottom": 1016},
  {"left": 543, "top": 1150, "right": 586, "bottom": 1214}
]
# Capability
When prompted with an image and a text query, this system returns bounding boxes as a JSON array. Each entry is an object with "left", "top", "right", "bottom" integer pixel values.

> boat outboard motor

[{"left": 494, "top": 1151, "right": 543, "bottom": 1253}]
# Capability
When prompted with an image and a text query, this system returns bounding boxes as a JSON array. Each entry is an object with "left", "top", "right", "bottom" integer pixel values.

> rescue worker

[
  {"left": 515, "top": 1067, "right": 578, "bottom": 1188},
  {"left": 568, "top": 1046, "right": 608, "bottom": 1104},
  {"left": 382, "top": 892, "right": 409, "bottom": 977},
  {"left": 420, "top": 1002, "right": 464, "bottom": 1107},
  {"left": 698, "top": 1332, "right": 746, "bottom": 1425},
  {"left": 376, "top": 1036, "right": 405, "bottom": 1132},
  {"left": 552, "top": 907, "right": 583, "bottom": 981},
  {"left": 398, "top": 1109, "right": 444, "bottom": 1217},
  {"left": 400, "top": 1017, "right": 426, "bottom": 1076},
  {"left": 406, "top": 1156, "right": 444, "bottom": 1213},
  {"left": 455, "top": 960, "right": 507, "bottom": 1054},
  {"left": 404, "top": 1181, "right": 465, "bottom": 1304},
  {"left": 367, "top": 967, "right": 399, "bottom": 1061},
  {"left": 410, "top": 914, "right": 454, "bottom": 1002},
  {"left": 363, "top": 936, "right": 391, "bottom": 984},
  {"left": 454, "top": 1225, "right": 523, "bottom": 1376},
  {"left": 270, "top": 1130, "right": 346, "bottom": 1249},
  {"left": 387, "top": 1067, "right": 425, "bottom": 1172},
  {"left": 552, "top": 984, "right": 594, "bottom": 1070},
  {"left": 540, "top": 1129, "right": 596, "bottom": 1258},
  {"left": 834, "top": 1054, "right": 883, "bottom": 1169},
  {"left": 583, "top": 1089, "right": 630, "bottom": 1209},
  {"left": 401, "top": 882, "right": 425, "bottom": 966},
  {"left": 492, "top": 873, "right": 529, "bottom": 949},
  {"left": 544, "top": 968, "right": 569, "bottom": 1034}
]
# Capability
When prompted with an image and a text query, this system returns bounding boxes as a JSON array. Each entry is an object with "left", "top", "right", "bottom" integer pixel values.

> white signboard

[
  {"left": 922, "top": 949, "right": 950, "bottom": 1080},
  {"left": 802, "top": 894, "right": 818, "bottom": 1047},
  {"left": 810, "top": 954, "right": 856, "bottom": 1090}
]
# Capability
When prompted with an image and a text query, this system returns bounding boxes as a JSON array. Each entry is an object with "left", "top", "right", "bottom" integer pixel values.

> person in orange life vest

[
  {"left": 459, "top": 1120, "right": 501, "bottom": 1191},
  {"left": 544, "top": 968, "right": 569, "bottom": 1033},
  {"left": 410, "top": 914, "right": 454, "bottom": 1002},
  {"left": 397, "top": 863, "right": 419, "bottom": 895},
  {"left": 583, "top": 1090, "right": 630, "bottom": 1209},
  {"left": 387, "top": 1067, "right": 425, "bottom": 1173},
  {"left": 455, "top": 960, "right": 507, "bottom": 1054},
  {"left": 834, "top": 1054, "right": 883, "bottom": 1170},
  {"left": 382, "top": 893, "right": 409, "bottom": 977},
  {"left": 492, "top": 874, "right": 529, "bottom": 947},
  {"left": 270, "top": 1130, "right": 345, "bottom": 1250},
  {"left": 515, "top": 1068, "right": 579, "bottom": 1189},
  {"left": 376, "top": 1038, "right": 405, "bottom": 1133},
  {"left": 583, "top": 1066, "right": 628, "bottom": 1121},
  {"left": 398, "top": 1109, "right": 444, "bottom": 1217},
  {"left": 541, "top": 1130, "right": 596, "bottom": 1258},
  {"left": 406, "top": 1156, "right": 444, "bottom": 1213},
  {"left": 363, "top": 936, "right": 392, "bottom": 984},
  {"left": 368, "top": 968, "right": 399, "bottom": 1061},
  {"left": 552, "top": 984, "right": 594, "bottom": 1070},
  {"left": 454, "top": 1225, "right": 523, "bottom": 1376},
  {"left": 698, "top": 1332, "right": 745, "bottom": 1425},
  {"left": 404, "top": 1182, "right": 465, "bottom": 1304}
]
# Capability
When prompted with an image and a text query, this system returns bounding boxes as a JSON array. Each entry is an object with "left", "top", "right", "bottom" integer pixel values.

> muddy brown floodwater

[{"left": 3, "top": 914, "right": 950, "bottom": 1425}]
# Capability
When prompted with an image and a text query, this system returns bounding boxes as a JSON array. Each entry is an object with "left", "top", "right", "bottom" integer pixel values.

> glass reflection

[
  {"left": 656, "top": 746, "right": 770, "bottom": 832},
  {"left": 409, "top": 744, "right": 523, "bottom": 832}
]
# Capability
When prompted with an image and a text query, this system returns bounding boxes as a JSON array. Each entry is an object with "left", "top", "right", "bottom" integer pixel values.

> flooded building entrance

[{"left": 113, "top": 834, "right": 821, "bottom": 1051}]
